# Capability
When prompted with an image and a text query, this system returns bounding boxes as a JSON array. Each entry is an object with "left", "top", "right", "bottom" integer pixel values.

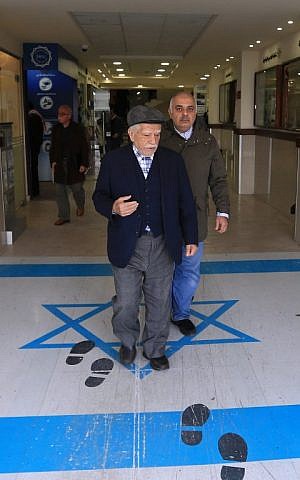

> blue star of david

[{"left": 21, "top": 300, "right": 259, "bottom": 378}]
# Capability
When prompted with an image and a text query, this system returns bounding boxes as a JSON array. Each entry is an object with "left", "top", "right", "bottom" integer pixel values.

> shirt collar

[
  {"left": 174, "top": 125, "right": 193, "bottom": 140},
  {"left": 133, "top": 144, "right": 154, "bottom": 160}
]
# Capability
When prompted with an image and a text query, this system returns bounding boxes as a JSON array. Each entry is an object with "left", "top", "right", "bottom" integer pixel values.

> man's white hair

[{"left": 128, "top": 124, "right": 141, "bottom": 135}]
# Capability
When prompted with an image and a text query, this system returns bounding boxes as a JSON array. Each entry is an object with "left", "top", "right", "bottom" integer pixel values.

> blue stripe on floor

[
  {"left": 0, "top": 403, "right": 299, "bottom": 473},
  {"left": 0, "top": 263, "right": 113, "bottom": 277},
  {"left": 0, "top": 258, "right": 300, "bottom": 277}
]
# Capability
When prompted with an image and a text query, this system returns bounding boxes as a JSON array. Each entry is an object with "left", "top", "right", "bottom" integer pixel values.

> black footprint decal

[
  {"left": 66, "top": 340, "right": 95, "bottom": 365},
  {"left": 181, "top": 403, "right": 210, "bottom": 445},
  {"left": 85, "top": 358, "right": 114, "bottom": 387},
  {"left": 218, "top": 433, "right": 248, "bottom": 480}
]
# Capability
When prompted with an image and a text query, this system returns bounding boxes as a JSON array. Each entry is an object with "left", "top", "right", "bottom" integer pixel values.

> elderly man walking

[
  {"left": 93, "top": 105, "right": 198, "bottom": 371},
  {"left": 50, "top": 104, "right": 89, "bottom": 226}
]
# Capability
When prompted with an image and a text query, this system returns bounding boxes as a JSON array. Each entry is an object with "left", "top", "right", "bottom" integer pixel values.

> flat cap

[{"left": 127, "top": 105, "right": 166, "bottom": 127}]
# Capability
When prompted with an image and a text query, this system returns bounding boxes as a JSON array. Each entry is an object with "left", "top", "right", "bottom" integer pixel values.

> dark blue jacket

[{"left": 93, "top": 144, "right": 198, "bottom": 267}]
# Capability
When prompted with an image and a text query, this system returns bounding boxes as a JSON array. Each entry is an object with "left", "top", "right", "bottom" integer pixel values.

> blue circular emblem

[{"left": 30, "top": 45, "right": 52, "bottom": 68}]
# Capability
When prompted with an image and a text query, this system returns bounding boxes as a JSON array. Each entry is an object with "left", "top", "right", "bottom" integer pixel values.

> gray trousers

[
  {"left": 55, "top": 182, "right": 85, "bottom": 220},
  {"left": 112, "top": 234, "right": 174, "bottom": 358}
]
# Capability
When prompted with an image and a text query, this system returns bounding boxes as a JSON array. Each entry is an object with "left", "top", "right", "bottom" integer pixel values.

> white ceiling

[{"left": 0, "top": 0, "right": 300, "bottom": 89}]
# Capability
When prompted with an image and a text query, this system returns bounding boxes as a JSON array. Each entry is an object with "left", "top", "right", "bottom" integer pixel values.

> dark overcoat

[
  {"left": 93, "top": 144, "right": 198, "bottom": 268},
  {"left": 49, "top": 121, "right": 89, "bottom": 184},
  {"left": 160, "top": 119, "right": 230, "bottom": 241}
]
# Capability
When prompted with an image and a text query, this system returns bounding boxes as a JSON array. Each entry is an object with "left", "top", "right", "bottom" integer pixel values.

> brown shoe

[
  {"left": 76, "top": 208, "right": 84, "bottom": 216},
  {"left": 54, "top": 218, "right": 70, "bottom": 226}
]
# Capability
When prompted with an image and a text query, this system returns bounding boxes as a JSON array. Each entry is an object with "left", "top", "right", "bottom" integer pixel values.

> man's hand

[
  {"left": 185, "top": 244, "right": 198, "bottom": 256},
  {"left": 79, "top": 165, "right": 88, "bottom": 174},
  {"left": 215, "top": 216, "right": 228, "bottom": 234},
  {"left": 112, "top": 195, "right": 139, "bottom": 217}
]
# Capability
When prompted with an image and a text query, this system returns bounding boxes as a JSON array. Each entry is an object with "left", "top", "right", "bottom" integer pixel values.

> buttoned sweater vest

[{"left": 134, "top": 157, "right": 164, "bottom": 237}]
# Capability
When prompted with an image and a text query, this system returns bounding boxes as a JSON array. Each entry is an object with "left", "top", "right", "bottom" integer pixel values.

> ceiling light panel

[{"left": 72, "top": 12, "right": 213, "bottom": 57}]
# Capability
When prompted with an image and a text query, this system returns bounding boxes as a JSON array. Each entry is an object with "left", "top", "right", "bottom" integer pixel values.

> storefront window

[
  {"left": 0, "top": 52, "right": 23, "bottom": 138},
  {"left": 219, "top": 80, "right": 236, "bottom": 124},
  {"left": 282, "top": 58, "right": 300, "bottom": 130},
  {"left": 0, "top": 50, "right": 26, "bottom": 208},
  {"left": 254, "top": 66, "right": 281, "bottom": 128}
]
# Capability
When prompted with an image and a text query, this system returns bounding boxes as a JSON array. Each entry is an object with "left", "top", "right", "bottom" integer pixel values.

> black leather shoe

[
  {"left": 119, "top": 345, "right": 137, "bottom": 365},
  {"left": 171, "top": 319, "right": 196, "bottom": 336},
  {"left": 143, "top": 353, "right": 169, "bottom": 371}
]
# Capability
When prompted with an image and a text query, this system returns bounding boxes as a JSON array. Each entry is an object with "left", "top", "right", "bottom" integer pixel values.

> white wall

[
  {"left": 239, "top": 50, "right": 259, "bottom": 129},
  {"left": 257, "top": 30, "right": 300, "bottom": 70}
]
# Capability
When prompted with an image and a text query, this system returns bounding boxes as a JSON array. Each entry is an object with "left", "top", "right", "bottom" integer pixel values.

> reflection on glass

[
  {"left": 219, "top": 80, "right": 236, "bottom": 124},
  {"left": 0, "top": 51, "right": 23, "bottom": 138},
  {"left": 282, "top": 59, "right": 300, "bottom": 130},
  {"left": 254, "top": 67, "right": 279, "bottom": 128}
]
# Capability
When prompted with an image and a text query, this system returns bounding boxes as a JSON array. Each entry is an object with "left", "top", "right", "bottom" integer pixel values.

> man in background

[
  {"left": 50, "top": 104, "right": 89, "bottom": 225},
  {"left": 105, "top": 108, "right": 124, "bottom": 151},
  {"left": 27, "top": 104, "right": 44, "bottom": 197},
  {"left": 160, "top": 92, "right": 230, "bottom": 336}
]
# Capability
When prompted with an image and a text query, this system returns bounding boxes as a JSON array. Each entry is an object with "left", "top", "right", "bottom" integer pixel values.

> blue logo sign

[{"left": 30, "top": 45, "right": 52, "bottom": 68}]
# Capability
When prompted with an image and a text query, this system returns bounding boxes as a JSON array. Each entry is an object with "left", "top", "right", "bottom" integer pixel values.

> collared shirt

[
  {"left": 174, "top": 125, "right": 193, "bottom": 140},
  {"left": 133, "top": 145, "right": 153, "bottom": 178}
]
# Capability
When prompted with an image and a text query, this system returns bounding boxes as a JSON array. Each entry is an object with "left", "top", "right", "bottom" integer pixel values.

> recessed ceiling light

[
  {"left": 118, "top": 74, "right": 125, "bottom": 77},
  {"left": 217, "top": 64, "right": 221, "bottom": 67},
  {"left": 226, "top": 58, "right": 230, "bottom": 62},
  {"left": 200, "top": 77, "right": 207, "bottom": 80},
  {"left": 155, "top": 74, "right": 162, "bottom": 77},
  {"left": 137, "top": 84, "right": 143, "bottom": 88},
  {"left": 230, "top": 56, "right": 234, "bottom": 59},
  {"left": 249, "top": 44, "right": 254, "bottom": 48},
  {"left": 116, "top": 68, "right": 124, "bottom": 72},
  {"left": 177, "top": 85, "right": 184, "bottom": 87},
  {"left": 161, "top": 62, "right": 170, "bottom": 66},
  {"left": 102, "top": 74, "right": 106, "bottom": 78},
  {"left": 157, "top": 69, "right": 166, "bottom": 72},
  {"left": 97, "top": 69, "right": 102, "bottom": 73},
  {"left": 277, "top": 27, "right": 283, "bottom": 31},
  {"left": 204, "top": 74, "right": 210, "bottom": 77},
  {"left": 214, "top": 66, "right": 218, "bottom": 69},
  {"left": 288, "top": 20, "right": 294, "bottom": 24},
  {"left": 256, "top": 40, "right": 261, "bottom": 44},
  {"left": 113, "top": 61, "right": 122, "bottom": 65}
]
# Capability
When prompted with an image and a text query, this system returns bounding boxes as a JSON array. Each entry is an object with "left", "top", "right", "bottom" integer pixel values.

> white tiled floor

[{"left": 1, "top": 170, "right": 300, "bottom": 479}]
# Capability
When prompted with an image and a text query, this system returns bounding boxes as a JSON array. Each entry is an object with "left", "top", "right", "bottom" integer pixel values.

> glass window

[
  {"left": 0, "top": 50, "right": 26, "bottom": 209},
  {"left": 0, "top": 51, "right": 23, "bottom": 138},
  {"left": 219, "top": 80, "right": 236, "bottom": 124},
  {"left": 254, "top": 67, "right": 281, "bottom": 128},
  {"left": 282, "top": 58, "right": 300, "bottom": 130}
]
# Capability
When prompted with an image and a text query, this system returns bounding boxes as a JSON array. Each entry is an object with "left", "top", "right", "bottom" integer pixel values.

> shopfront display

[
  {"left": 219, "top": 80, "right": 236, "bottom": 124},
  {"left": 0, "top": 122, "right": 26, "bottom": 244},
  {"left": 254, "top": 66, "right": 282, "bottom": 128},
  {"left": 282, "top": 58, "right": 300, "bottom": 131}
]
